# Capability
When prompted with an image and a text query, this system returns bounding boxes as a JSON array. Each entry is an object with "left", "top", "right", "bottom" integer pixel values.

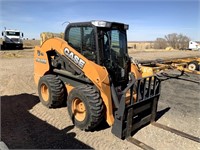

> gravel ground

[{"left": 0, "top": 49, "right": 200, "bottom": 149}]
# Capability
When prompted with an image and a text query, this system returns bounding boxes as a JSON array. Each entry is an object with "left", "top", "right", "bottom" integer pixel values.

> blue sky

[{"left": 0, "top": 0, "right": 199, "bottom": 41}]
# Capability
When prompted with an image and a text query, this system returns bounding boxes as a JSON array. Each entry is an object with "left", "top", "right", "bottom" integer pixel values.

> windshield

[
  {"left": 6, "top": 31, "right": 20, "bottom": 36},
  {"left": 97, "top": 27, "right": 129, "bottom": 86},
  {"left": 99, "top": 28, "right": 127, "bottom": 69}
]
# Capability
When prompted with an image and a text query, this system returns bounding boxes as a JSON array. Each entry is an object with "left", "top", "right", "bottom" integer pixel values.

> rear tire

[
  {"left": 188, "top": 61, "right": 199, "bottom": 71},
  {"left": 67, "top": 85, "right": 104, "bottom": 131},
  {"left": 38, "top": 74, "right": 64, "bottom": 108}
]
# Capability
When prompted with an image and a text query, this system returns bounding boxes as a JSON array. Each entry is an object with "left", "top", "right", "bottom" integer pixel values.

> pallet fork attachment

[
  {"left": 111, "top": 74, "right": 200, "bottom": 149},
  {"left": 111, "top": 74, "right": 161, "bottom": 139}
]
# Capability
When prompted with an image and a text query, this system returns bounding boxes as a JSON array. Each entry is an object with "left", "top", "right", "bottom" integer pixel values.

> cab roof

[
  {"left": 5, "top": 29, "right": 20, "bottom": 32},
  {"left": 67, "top": 20, "right": 129, "bottom": 30}
]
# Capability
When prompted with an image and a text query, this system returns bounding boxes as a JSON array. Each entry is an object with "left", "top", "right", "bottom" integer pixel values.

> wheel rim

[
  {"left": 188, "top": 64, "right": 196, "bottom": 71},
  {"left": 41, "top": 83, "right": 49, "bottom": 101},
  {"left": 72, "top": 98, "right": 86, "bottom": 121}
]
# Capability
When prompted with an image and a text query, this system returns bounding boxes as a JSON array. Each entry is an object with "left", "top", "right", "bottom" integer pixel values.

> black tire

[
  {"left": 188, "top": 61, "right": 199, "bottom": 71},
  {"left": 38, "top": 74, "right": 64, "bottom": 108},
  {"left": 2, "top": 42, "right": 7, "bottom": 50},
  {"left": 19, "top": 44, "right": 23, "bottom": 50},
  {"left": 0, "top": 44, "right": 3, "bottom": 50},
  {"left": 67, "top": 85, "right": 104, "bottom": 131}
]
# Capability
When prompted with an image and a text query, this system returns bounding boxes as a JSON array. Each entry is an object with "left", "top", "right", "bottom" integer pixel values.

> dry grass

[
  {"left": 0, "top": 37, "right": 154, "bottom": 50},
  {"left": 0, "top": 52, "right": 23, "bottom": 58},
  {"left": 22, "top": 40, "right": 154, "bottom": 50},
  {"left": 128, "top": 41, "right": 154, "bottom": 50},
  {"left": 23, "top": 40, "right": 40, "bottom": 48}
]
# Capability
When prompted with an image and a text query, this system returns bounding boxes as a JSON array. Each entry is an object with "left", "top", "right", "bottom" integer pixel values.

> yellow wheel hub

[
  {"left": 41, "top": 83, "right": 49, "bottom": 102},
  {"left": 72, "top": 98, "right": 86, "bottom": 121}
]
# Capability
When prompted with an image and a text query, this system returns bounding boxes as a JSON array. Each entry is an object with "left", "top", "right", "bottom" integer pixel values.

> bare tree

[
  {"left": 177, "top": 34, "right": 190, "bottom": 49},
  {"left": 164, "top": 33, "right": 190, "bottom": 49},
  {"left": 165, "top": 33, "right": 178, "bottom": 49},
  {"left": 154, "top": 38, "right": 167, "bottom": 49}
]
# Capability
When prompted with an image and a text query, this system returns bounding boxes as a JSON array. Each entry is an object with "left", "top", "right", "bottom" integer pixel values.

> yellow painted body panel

[
  {"left": 140, "top": 66, "right": 154, "bottom": 77},
  {"left": 34, "top": 45, "right": 50, "bottom": 86},
  {"left": 34, "top": 37, "right": 114, "bottom": 125},
  {"left": 131, "top": 64, "right": 142, "bottom": 79}
]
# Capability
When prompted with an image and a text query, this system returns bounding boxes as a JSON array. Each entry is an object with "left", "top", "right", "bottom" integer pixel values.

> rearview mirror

[
  {"left": 2, "top": 32, "right": 3, "bottom": 36},
  {"left": 22, "top": 33, "right": 24, "bottom": 37}
]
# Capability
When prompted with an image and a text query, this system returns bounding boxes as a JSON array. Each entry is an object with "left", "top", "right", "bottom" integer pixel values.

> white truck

[
  {"left": 1, "top": 28, "right": 24, "bottom": 49},
  {"left": 189, "top": 41, "right": 200, "bottom": 51}
]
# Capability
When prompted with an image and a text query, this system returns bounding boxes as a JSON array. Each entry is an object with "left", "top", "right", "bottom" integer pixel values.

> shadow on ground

[
  {"left": 156, "top": 107, "right": 170, "bottom": 121},
  {"left": 130, "top": 106, "right": 171, "bottom": 137},
  {"left": 1, "top": 93, "right": 92, "bottom": 149}
]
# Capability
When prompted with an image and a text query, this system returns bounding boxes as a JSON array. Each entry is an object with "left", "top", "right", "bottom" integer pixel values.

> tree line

[{"left": 154, "top": 33, "right": 190, "bottom": 49}]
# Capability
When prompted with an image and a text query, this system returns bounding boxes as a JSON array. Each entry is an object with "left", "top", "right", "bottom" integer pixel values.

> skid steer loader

[{"left": 34, "top": 20, "right": 161, "bottom": 139}]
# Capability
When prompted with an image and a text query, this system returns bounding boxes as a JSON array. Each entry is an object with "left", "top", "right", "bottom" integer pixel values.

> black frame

[
  {"left": 64, "top": 22, "right": 101, "bottom": 64},
  {"left": 64, "top": 21, "right": 129, "bottom": 65}
]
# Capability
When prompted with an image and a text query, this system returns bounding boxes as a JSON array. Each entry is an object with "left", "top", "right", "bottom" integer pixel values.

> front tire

[
  {"left": 19, "top": 44, "right": 23, "bottom": 50},
  {"left": 38, "top": 74, "right": 64, "bottom": 108},
  {"left": 67, "top": 85, "right": 104, "bottom": 131},
  {"left": 2, "top": 42, "right": 7, "bottom": 50}
]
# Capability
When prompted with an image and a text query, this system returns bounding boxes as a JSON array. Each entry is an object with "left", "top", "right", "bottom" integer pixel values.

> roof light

[
  {"left": 124, "top": 24, "right": 129, "bottom": 30},
  {"left": 91, "top": 20, "right": 111, "bottom": 28}
]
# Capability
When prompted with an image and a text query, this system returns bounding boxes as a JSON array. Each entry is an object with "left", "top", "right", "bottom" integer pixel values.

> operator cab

[{"left": 64, "top": 20, "right": 131, "bottom": 88}]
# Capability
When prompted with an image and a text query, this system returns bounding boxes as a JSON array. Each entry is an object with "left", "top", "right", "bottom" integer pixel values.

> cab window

[
  {"left": 66, "top": 26, "right": 97, "bottom": 62},
  {"left": 68, "top": 27, "right": 81, "bottom": 52}
]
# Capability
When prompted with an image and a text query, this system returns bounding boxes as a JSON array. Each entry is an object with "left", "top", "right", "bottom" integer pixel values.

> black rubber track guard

[{"left": 111, "top": 74, "right": 161, "bottom": 139}]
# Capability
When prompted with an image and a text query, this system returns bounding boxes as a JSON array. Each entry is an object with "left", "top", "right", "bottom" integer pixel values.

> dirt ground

[
  {"left": 129, "top": 49, "right": 200, "bottom": 62},
  {"left": 0, "top": 49, "right": 200, "bottom": 149}
]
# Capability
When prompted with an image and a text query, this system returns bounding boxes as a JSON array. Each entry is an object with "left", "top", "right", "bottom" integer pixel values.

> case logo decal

[{"left": 64, "top": 47, "right": 86, "bottom": 69}]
